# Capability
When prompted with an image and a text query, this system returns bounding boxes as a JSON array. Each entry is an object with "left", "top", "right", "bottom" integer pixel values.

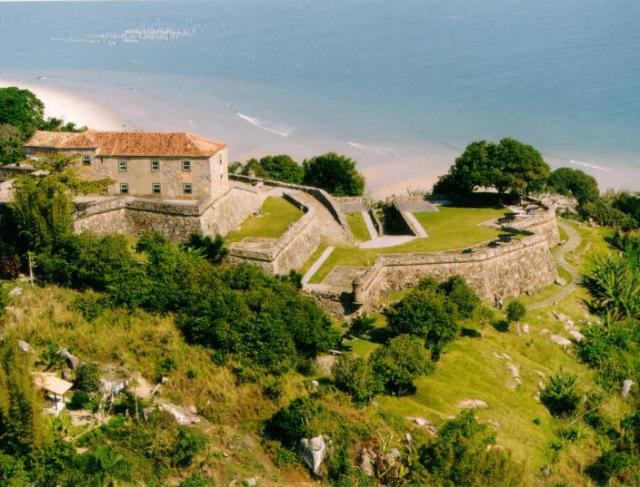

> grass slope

[
  {"left": 226, "top": 196, "right": 304, "bottom": 243},
  {"left": 345, "top": 212, "right": 371, "bottom": 241}
]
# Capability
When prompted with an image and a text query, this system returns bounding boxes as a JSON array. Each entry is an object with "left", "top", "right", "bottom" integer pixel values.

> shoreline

[{"left": 1, "top": 76, "right": 636, "bottom": 198}]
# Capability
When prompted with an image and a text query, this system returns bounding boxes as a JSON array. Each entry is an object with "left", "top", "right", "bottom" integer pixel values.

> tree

[
  {"left": 419, "top": 410, "right": 522, "bottom": 486},
  {"left": 506, "top": 300, "right": 526, "bottom": 323},
  {"left": 547, "top": 167, "right": 599, "bottom": 204},
  {"left": 384, "top": 288, "right": 458, "bottom": 360},
  {"left": 437, "top": 275, "right": 481, "bottom": 319},
  {"left": 303, "top": 152, "right": 365, "bottom": 196},
  {"left": 264, "top": 397, "right": 327, "bottom": 448},
  {"left": 540, "top": 372, "right": 580, "bottom": 416},
  {"left": 241, "top": 155, "right": 304, "bottom": 184},
  {"left": 74, "top": 364, "right": 100, "bottom": 393},
  {"left": 369, "top": 335, "right": 433, "bottom": 396},
  {"left": 433, "top": 138, "right": 549, "bottom": 198},
  {"left": 0, "top": 124, "right": 25, "bottom": 165},
  {"left": 0, "top": 87, "right": 45, "bottom": 137},
  {"left": 0, "top": 336, "right": 45, "bottom": 459},
  {"left": 184, "top": 233, "right": 228, "bottom": 265},
  {"left": 332, "top": 354, "right": 380, "bottom": 404}
]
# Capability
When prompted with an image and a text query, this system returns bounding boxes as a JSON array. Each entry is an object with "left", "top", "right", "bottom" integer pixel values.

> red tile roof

[{"left": 26, "top": 130, "right": 226, "bottom": 158}]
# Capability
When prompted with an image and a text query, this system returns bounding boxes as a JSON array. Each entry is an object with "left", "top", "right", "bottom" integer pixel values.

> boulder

[
  {"left": 554, "top": 277, "right": 567, "bottom": 286},
  {"left": 622, "top": 380, "right": 634, "bottom": 398},
  {"left": 456, "top": 399, "right": 488, "bottom": 409},
  {"left": 568, "top": 330, "right": 586, "bottom": 342},
  {"left": 550, "top": 335, "right": 572, "bottom": 347},
  {"left": 522, "top": 324, "right": 530, "bottom": 334},
  {"left": 358, "top": 448, "right": 375, "bottom": 477},
  {"left": 8, "top": 287, "right": 22, "bottom": 297},
  {"left": 299, "top": 435, "right": 328, "bottom": 474},
  {"left": 58, "top": 349, "right": 80, "bottom": 369},
  {"left": 18, "top": 340, "right": 34, "bottom": 353}
]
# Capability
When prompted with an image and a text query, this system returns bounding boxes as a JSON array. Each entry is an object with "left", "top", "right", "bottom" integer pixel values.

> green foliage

[
  {"left": 433, "top": 138, "right": 550, "bottom": 197},
  {"left": 540, "top": 372, "right": 580, "bottom": 416},
  {"left": 0, "top": 87, "right": 44, "bottom": 137},
  {"left": 384, "top": 276, "right": 478, "bottom": 360},
  {"left": 0, "top": 123, "right": 25, "bottom": 165},
  {"left": 0, "top": 336, "right": 44, "bottom": 458},
  {"left": 184, "top": 232, "right": 228, "bottom": 265},
  {"left": 369, "top": 334, "right": 433, "bottom": 396},
  {"left": 419, "top": 410, "right": 522, "bottom": 487},
  {"left": 547, "top": 167, "right": 599, "bottom": 204},
  {"left": 332, "top": 354, "right": 380, "bottom": 404},
  {"left": 74, "top": 363, "right": 100, "bottom": 393},
  {"left": 506, "top": 300, "right": 526, "bottom": 323},
  {"left": 347, "top": 314, "right": 376, "bottom": 338},
  {"left": 303, "top": 152, "right": 365, "bottom": 196},
  {"left": 240, "top": 154, "right": 304, "bottom": 184},
  {"left": 67, "top": 390, "right": 92, "bottom": 411},
  {"left": 580, "top": 197, "right": 636, "bottom": 230},
  {"left": 264, "top": 397, "right": 327, "bottom": 448}
]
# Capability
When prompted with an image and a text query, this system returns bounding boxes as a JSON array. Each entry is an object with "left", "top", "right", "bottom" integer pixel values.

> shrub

[
  {"left": 172, "top": 426, "right": 207, "bottom": 467},
  {"left": 437, "top": 275, "right": 480, "bottom": 319},
  {"left": 547, "top": 167, "right": 599, "bottom": 204},
  {"left": 67, "top": 390, "right": 91, "bottom": 411},
  {"left": 74, "top": 364, "right": 100, "bottom": 393},
  {"left": 347, "top": 314, "right": 376, "bottom": 338},
  {"left": 332, "top": 354, "right": 380, "bottom": 404},
  {"left": 369, "top": 334, "right": 433, "bottom": 396},
  {"left": 540, "top": 372, "right": 580, "bottom": 416},
  {"left": 506, "top": 300, "right": 526, "bottom": 323},
  {"left": 264, "top": 397, "right": 327, "bottom": 448}
]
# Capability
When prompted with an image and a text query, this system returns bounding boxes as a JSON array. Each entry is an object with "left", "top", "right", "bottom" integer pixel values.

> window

[
  {"left": 82, "top": 155, "right": 91, "bottom": 165},
  {"left": 151, "top": 160, "right": 160, "bottom": 172},
  {"left": 182, "top": 160, "right": 191, "bottom": 172},
  {"left": 152, "top": 183, "right": 161, "bottom": 194},
  {"left": 118, "top": 160, "right": 127, "bottom": 172},
  {"left": 120, "top": 183, "right": 129, "bottom": 194},
  {"left": 183, "top": 183, "right": 193, "bottom": 195}
]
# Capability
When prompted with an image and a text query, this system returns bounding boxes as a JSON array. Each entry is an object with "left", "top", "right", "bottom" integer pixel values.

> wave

[
  {"left": 568, "top": 160, "right": 610, "bottom": 172},
  {"left": 236, "top": 112, "right": 295, "bottom": 137},
  {"left": 347, "top": 141, "right": 390, "bottom": 155}
]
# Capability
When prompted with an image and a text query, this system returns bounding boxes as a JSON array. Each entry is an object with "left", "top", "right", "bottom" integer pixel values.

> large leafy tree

[
  {"left": 0, "top": 87, "right": 45, "bottom": 137},
  {"left": 0, "top": 124, "right": 25, "bottom": 165},
  {"left": 434, "top": 138, "right": 549, "bottom": 197},
  {"left": 547, "top": 167, "right": 599, "bottom": 204},
  {"left": 241, "top": 155, "right": 304, "bottom": 184},
  {"left": 303, "top": 152, "right": 365, "bottom": 196}
]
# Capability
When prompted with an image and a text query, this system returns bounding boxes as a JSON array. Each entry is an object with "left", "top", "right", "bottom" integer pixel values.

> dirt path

[{"left": 529, "top": 221, "right": 581, "bottom": 310}]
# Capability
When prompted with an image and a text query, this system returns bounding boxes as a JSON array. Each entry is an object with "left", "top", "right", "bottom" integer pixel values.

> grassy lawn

[
  {"left": 226, "top": 196, "right": 304, "bottom": 243},
  {"left": 348, "top": 219, "right": 629, "bottom": 482},
  {"left": 309, "top": 206, "right": 506, "bottom": 284},
  {"left": 346, "top": 212, "right": 372, "bottom": 241}
]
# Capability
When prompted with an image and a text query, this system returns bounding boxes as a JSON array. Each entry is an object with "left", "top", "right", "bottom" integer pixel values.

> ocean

[{"left": 1, "top": 0, "right": 639, "bottom": 195}]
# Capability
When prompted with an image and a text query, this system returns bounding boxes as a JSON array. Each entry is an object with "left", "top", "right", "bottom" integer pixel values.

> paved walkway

[
  {"left": 302, "top": 246, "right": 335, "bottom": 285},
  {"left": 529, "top": 221, "right": 581, "bottom": 310}
]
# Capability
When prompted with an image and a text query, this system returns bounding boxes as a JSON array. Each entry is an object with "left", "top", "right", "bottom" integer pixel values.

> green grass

[
  {"left": 345, "top": 212, "right": 372, "bottom": 241},
  {"left": 298, "top": 241, "right": 328, "bottom": 276},
  {"left": 309, "top": 206, "right": 506, "bottom": 284},
  {"left": 226, "top": 197, "right": 304, "bottom": 243}
]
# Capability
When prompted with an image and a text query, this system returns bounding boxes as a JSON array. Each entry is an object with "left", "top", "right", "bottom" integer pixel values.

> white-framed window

[
  {"left": 183, "top": 183, "right": 193, "bottom": 194},
  {"left": 151, "top": 160, "right": 160, "bottom": 172},
  {"left": 152, "top": 183, "right": 161, "bottom": 194},
  {"left": 118, "top": 160, "right": 127, "bottom": 172},
  {"left": 82, "top": 155, "right": 91, "bottom": 165},
  {"left": 182, "top": 160, "right": 191, "bottom": 172},
  {"left": 120, "top": 183, "right": 129, "bottom": 194}
]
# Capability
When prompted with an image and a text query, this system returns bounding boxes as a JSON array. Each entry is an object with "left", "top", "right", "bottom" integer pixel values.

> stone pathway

[
  {"left": 359, "top": 235, "right": 416, "bottom": 249},
  {"left": 529, "top": 221, "right": 581, "bottom": 310},
  {"left": 302, "top": 246, "right": 335, "bottom": 285}
]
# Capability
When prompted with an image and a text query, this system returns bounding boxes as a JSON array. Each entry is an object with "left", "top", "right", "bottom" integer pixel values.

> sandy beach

[{"left": 0, "top": 78, "right": 133, "bottom": 132}]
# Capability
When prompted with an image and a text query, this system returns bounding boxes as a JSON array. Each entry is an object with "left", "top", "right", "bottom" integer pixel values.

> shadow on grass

[{"left": 492, "top": 320, "right": 511, "bottom": 332}]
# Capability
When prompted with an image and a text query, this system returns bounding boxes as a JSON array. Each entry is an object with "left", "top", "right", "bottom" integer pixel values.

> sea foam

[
  {"left": 236, "top": 112, "right": 295, "bottom": 138},
  {"left": 568, "top": 160, "right": 610, "bottom": 172}
]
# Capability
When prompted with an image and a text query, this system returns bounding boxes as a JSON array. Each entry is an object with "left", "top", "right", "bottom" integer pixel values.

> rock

[
  {"left": 550, "top": 335, "right": 572, "bottom": 347},
  {"left": 407, "top": 416, "right": 428, "bottom": 426},
  {"left": 405, "top": 433, "right": 413, "bottom": 445},
  {"left": 385, "top": 448, "right": 401, "bottom": 463},
  {"left": 62, "top": 368, "right": 73, "bottom": 381},
  {"left": 522, "top": 324, "right": 530, "bottom": 334},
  {"left": 568, "top": 330, "right": 586, "bottom": 342},
  {"left": 539, "top": 328, "right": 550, "bottom": 335},
  {"left": 456, "top": 399, "right": 488, "bottom": 409},
  {"left": 299, "top": 435, "right": 328, "bottom": 474},
  {"left": 554, "top": 277, "right": 567, "bottom": 286},
  {"left": 622, "top": 380, "right": 634, "bottom": 398},
  {"left": 359, "top": 448, "right": 375, "bottom": 477},
  {"left": 8, "top": 287, "right": 22, "bottom": 297},
  {"left": 243, "top": 478, "right": 258, "bottom": 486},
  {"left": 18, "top": 340, "right": 34, "bottom": 353},
  {"left": 58, "top": 349, "right": 80, "bottom": 369}
]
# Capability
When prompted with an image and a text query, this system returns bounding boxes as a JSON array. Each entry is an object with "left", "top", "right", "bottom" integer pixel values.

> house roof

[
  {"left": 25, "top": 130, "right": 226, "bottom": 158},
  {"left": 33, "top": 372, "right": 73, "bottom": 396}
]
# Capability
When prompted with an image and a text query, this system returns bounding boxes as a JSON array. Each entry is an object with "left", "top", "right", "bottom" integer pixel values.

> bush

[
  {"left": 264, "top": 397, "right": 327, "bottom": 448},
  {"left": 172, "top": 426, "right": 207, "bottom": 467},
  {"left": 369, "top": 334, "right": 433, "bottom": 396},
  {"left": 347, "top": 314, "right": 376, "bottom": 338},
  {"left": 547, "top": 167, "right": 599, "bottom": 204},
  {"left": 540, "top": 372, "right": 580, "bottom": 416},
  {"left": 74, "top": 364, "right": 100, "bottom": 393},
  {"left": 506, "top": 300, "right": 526, "bottom": 323},
  {"left": 302, "top": 152, "right": 365, "bottom": 196},
  {"left": 332, "top": 354, "right": 380, "bottom": 404},
  {"left": 437, "top": 275, "right": 481, "bottom": 319},
  {"left": 67, "top": 390, "right": 91, "bottom": 410},
  {"left": 419, "top": 410, "right": 522, "bottom": 486}
]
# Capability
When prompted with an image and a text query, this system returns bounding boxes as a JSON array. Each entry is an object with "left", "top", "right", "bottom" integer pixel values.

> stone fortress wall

[{"left": 310, "top": 202, "right": 561, "bottom": 314}]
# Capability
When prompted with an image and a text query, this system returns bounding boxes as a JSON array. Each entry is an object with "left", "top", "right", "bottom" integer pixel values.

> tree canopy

[
  {"left": 239, "top": 155, "right": 304, "bottom": 184},
  {"left": 303, "top": 152, "right": 365, "bottom": 196},
  {"left": 433, "top": 138, "right": 550, "bottom": 197},
  {"left": 547, "top": 167, "right": 599, "bottom": 204},
  {"left": 0, "top": 87, "right": 45, "bottom": 137}
]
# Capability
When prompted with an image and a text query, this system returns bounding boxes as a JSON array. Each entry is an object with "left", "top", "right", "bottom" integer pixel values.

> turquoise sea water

[{"left": 0, "top": 0, "right": 639, "bottom": 193}]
